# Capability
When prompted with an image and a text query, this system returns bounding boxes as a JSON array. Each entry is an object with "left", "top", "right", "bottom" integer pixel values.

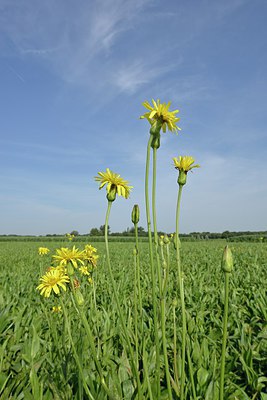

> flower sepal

[
  {"left": 178, "top": 170, "right": 187, "bottom": 186},
  {"left": 106, "top": 186, "right": 117, "bottom": 202}
]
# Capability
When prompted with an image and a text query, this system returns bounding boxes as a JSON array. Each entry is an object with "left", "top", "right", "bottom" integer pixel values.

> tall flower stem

[
  {"left": 68, "top": 279, "right": 114, "bottom": 399},
  {"left": 104, "top": 201, "right": 142, "bottom": 398},
  {"left": 158, "top": 242, "right": 172, "bottom": 399},
  {"left": 219, "top": 271, "right": 230, "bottom": 400},
  {"left": 175, "top": 184, "right": 187, "bottom": 400},
  {"left": 145, "top": 136, "right": 160, "bottom": 396},
  {"left": 133, "top": 249, "right": 139, "bottom": 369},
  {"left": 134, "top": 222, "right": 143, "bottom": 334}
]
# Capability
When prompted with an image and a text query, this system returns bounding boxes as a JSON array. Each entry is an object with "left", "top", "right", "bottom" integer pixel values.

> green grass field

[{"left": 0, "top": 240, "right": 266, "bottom": 399}]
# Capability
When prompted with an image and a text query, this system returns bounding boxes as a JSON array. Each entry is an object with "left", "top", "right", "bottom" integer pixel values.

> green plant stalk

[
  {"left": 105, "top": 201, "right": 142, "bottom": 398},
  {"left": 172, "top": 301, "right": 179, "bottom": 390},
  {"left": 145, "top": 135, "right": 160, "bottom": 395},
  {"left": 152, "top": 148, "right": 163, "bottom": 289},
  {"left": 162, "top": 242, "right": 170, "bottom": 298},
  {"left": 60, "top": 298, "right": 95, "bottom": 400},
  {"left": 133, "top": 250, "right": 139, "bottom": 369},
  {"left": 152, "top": 147, "right": 172, "bottom": 399},
  {"left": 69, "top": 279, "right": 114, "bottom": 399},
  {"left": 134, "top": 222, "right": 143, "bottom": 336},
  {"left": 175, "top": 183, "right": 187, "bottom": 400},
  {"left": 159, "top": 243, "right": 172, "bottom": 399},
  {"left": 219, "top": 272, "right": 230, "bottom": 400}
]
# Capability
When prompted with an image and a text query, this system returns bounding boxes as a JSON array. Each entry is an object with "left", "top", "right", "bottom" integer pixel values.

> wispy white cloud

[{"left": 114, "top": 60, "right": 177, "bottom": 93}]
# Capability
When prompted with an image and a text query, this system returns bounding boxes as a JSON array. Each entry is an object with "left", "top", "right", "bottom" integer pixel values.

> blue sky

[{"left": 0, "top": 0, "right": 266, "bottom": 235}]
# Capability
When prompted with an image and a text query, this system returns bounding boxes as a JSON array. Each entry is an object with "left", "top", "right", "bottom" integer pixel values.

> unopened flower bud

[
  {"left": 131, "top": 204, "right": 140, "bottom": 224},
  {"left": 163, "top": 234, "right": 170, "bottom": 245},
  {"left": 159, "top": 238, "right": 164, "bottom": 247},
  {"left": 221, "top": 245, "right": 233, "bottom": 273},
  {"left": 172, "top": 298, "right": 178, "bottom": 307},
  {"left": 75, "top": 290, "right": 84, "bottom": 306},
  {"left": 67, "top": 263, "right": 74, "bottom": 276}
]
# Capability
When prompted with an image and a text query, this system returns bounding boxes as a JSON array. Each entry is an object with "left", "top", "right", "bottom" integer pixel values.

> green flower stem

[
  {"left": 162, "top": 242, "right": 170, "bottom": 298},
  {"left": 69, "top": 279, "right": 114, "bottom": 399},
  {"left": 175, "top": 184, "right": 187, "bottom": 400},
  {"left": 159, "top": 243, "right": 172, "bottom": 399},
  {"left": 152, "top": 147, "right": 163, "bottom": 294},
  {"left": 160, "top": 292, "right": 173, "bottom": 399},
  {"left": 105, "top": 201, "right": 142, "bottom": 398},
  {"left": 60, "top": 298, "right": 95, "bottom": 400},
  {"left": 145, "top": 135, "right": 160, "bottom": 396},
  {"left": 152, "top": 147, "right": 172, "bottom": 398},
  {"left": 220, "top": 271, "right": 230, "bottom": 400},
  {"left": 133, "top": 249, "right": 139, "bottom": 369},
  {"left": 172, "top": 301, "right": 179, "bottom": 390},
  {"left": 134, "top": 222, "right": 143, "bottom": 336}
]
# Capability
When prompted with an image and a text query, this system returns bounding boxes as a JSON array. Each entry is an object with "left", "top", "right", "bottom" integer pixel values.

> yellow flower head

[
  {"left": 79, "top": 265, "right": 90, "bottom": 276},
  {"left": 140, "top": 99, "right": 181, "bottom": 133},
  {"left": 38, "top": 247, "right": 50, "bottom": 256},
  {"left": 95, "top": 168, "right": 132, "bottom": 200},
  {"left": 37, "top": 269, "right": 70, "bottom": 298},
  {"left": 82, "top": 244, "right": 99, "bottom": 268},
  {"left": 53, "top": 246, "right": 84, "bottom": 269},
  {"left": 52, "top": 306, "right": 62, "bottom": 313},
  {"left": 173, "top": 156, "right": 200, "bottom": 173}
]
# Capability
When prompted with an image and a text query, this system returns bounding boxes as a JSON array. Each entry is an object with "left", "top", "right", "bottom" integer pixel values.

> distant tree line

[{"left": 0, "top": 229, "right": 266, "bottom": 242}]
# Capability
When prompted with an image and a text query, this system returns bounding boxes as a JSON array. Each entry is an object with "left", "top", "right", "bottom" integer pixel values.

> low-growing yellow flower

[
  {"left": 79, "top": 265, "right": 90, "bottom": 276},
  {"left": 140, "top": 99, "right": 181, "bottom": 133},
  {"left": 52, "top": 306, "right": 62, "bottom": 313},
  {"left": 88, "top": 276, "right": 93, "bottom": 285},
  {"left": 95, "top": 168, "right": 132, "bottom": 201},
  {"left": 38, "top": 247, "right": 50, "bottom": 256},
  {"left": 53, "top": 246, "right": 84, "bottom": 268},
  {"left": 173, "top": 156, "right": 200, "bottom": 172},
  {"left": 37, "top": 269, "right": 70, "bottom": 298},
  {"left": 82, "top": 244, "right": 99, "bottom": 268}
]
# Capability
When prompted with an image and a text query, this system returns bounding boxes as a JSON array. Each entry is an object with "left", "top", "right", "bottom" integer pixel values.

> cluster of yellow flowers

[{"left": 37, "top": 244, "right": 98, "bottom": 298}]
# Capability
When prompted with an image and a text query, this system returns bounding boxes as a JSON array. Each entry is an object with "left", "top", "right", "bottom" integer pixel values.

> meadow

[{"left": 0, "top": 239, "right": 266, "bottom": 399}]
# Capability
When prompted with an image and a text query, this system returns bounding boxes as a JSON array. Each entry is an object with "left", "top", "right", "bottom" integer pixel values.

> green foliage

[{"left": 0, "top": 241, "right": 266, "bottom": 398}]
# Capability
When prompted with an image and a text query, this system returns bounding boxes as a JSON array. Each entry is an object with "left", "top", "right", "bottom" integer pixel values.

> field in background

[{"left": 0, "top": 240, "right": 266, "bottom": 399}]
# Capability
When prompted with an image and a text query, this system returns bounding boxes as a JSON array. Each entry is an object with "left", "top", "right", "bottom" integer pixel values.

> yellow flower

[
  {"left": 38, "top": 247, "right": 50, "bottom": 256},
  {"left": 82, "top": 244, "right": 99, "bottom": 268},
  {"left": 95, "top": 168, "right": 132, "bottom": 200},
  {"left": 79, "top": 265, "right": 90, "bottom": 276},
  {"left": 88, "top": 276, "right": 93, "bottom": 285},
  {"left": 53, "top": 246, "right": 84, "bottom": 268},
  {"left": 37, "top": 269, "right": 70, "bottom": 298},
  {"left": 84, "top": 244, "right": 97, "bottom": 254},
  {"left": 173, "top": 156, "right": 200, "bottom": 173},
  {"left": 52, "top": 306, "right": 62, "bottom": 313},
  {"left": 140, "top": 99, "right": 181, "bottom": 133}
]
